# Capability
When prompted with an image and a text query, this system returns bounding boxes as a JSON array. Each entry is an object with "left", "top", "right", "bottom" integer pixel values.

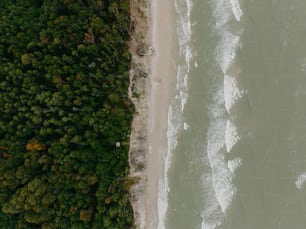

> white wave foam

[
  {"left": 174, "top": 0, "right": 192, "bottom": 49},
  {"left": 224, "top": 74, "right": 244, "bottom": 113},
  {"left": 211, "top": 0, "right": 232, "bottom": 28},
  {"left": 175, "top": 66, "right": 189, "bottom": 112},
  {"left": 185, "top": 44, "right": 193, "bottom": 70},
  {"left": 209, "top": 162, "right": 236, "bottom": 214},
  {"left": 208, "top": 85, "right": 226, "bottom": 119},
  {"left": 211, "top": 0, "right": 243, "bottom": 74},
  {"left": 174, "top": 0, "right": 193, "bottom": 112},
  {"left": 200, "top": 0, "right": 244, "bottom": 226},
  {"left": 216, "top": 32, "right": 240, "bottom": 74},
  {"left": 207, "top": 123, "right": 237, "bottom": 213},
  {"left": 295, "top": 172, "right": 306, "bottom": 189},
  {"left": 225, "top": 119, "right": 240, "bottom": 152},
  {"left": 158, "top": 105, "right": 178, "bottom": 229},
  {"left": 158, "top": 0, "right": 193, "bottom": 226},
  {"left": 158, "top": 70, "right": 190, "bottom": 229},
  {"left": 183, "top": 122, "right": 190, "bottom": 130},
  {"left": 200, "top": 170, "right": 224, "bottom": 229},
  {"left": 230, "top": 0, "right": 243, "bottom": 21},
  {"left": 206, "top": 86, "right": 237, "bottom": 214},
  {"left": 157, "top": 178, "right": 169, "bottom": 229},
  {"left": 228, "top": 157, "right": 242, "bottom": 174},
  {"left": 201, "top": 220, "right": 222, "bottom": 229}
]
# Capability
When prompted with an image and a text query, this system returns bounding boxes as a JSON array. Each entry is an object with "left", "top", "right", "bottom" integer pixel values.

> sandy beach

[{"left": 128, "top": 0, "right": 177, "bottom": 228}]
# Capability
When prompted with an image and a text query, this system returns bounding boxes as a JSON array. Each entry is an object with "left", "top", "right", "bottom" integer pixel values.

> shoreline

[
  {"left": 148, "top": 0, "right": 177, "bottom": 228},
  {"left": 128, "top": 0, "right": 177, "bottom": 228}
]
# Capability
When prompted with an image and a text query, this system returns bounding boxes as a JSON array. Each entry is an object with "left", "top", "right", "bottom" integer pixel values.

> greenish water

[{"left": 158, "top": 0, "right": 306, "bottom": 228}]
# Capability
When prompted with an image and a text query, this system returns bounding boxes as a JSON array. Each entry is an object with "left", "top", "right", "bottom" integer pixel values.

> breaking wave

[{"left": 157, "top": 0, "right": 193, "bottom": 228}]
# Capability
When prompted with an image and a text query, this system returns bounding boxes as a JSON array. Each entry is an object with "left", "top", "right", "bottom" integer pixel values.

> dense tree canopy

[{"left": 0, "top": 0, "right": 134, "bottom": 228}]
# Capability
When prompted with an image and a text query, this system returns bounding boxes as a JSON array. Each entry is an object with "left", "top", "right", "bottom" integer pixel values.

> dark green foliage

[{"left": 0, "top": 0, "right": 134, "bottom": 228}]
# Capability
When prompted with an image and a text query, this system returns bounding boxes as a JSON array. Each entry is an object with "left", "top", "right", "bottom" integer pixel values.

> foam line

[
  {"left": 225, "top": 119, "right": 240, "bottom": 152},
  {"left": 211, "top": 0, "right": 232, "bottom": 28},
  {"left": 183, "top": 122, "right": 190, "bottom": 130},
  {"left": 230, "top": 0, "right": 243, "bottom": 21},
  {"left": 216, "top": 32, "right": 240, "bottom": 74},
  {"left": 228, "top": 157, "right": 242, "bottom": 174},
  {"left": 224, "top": 74, "right": 244, "bottom": 113},
  {"left": 295, "top": 172, "right": 306, "bottom": 189},
  {"left": 157, "top": 0, "right": 193, "bottom": 228},
  {"left": 206, "top": 87, "right": 237, "bottom": 214}
]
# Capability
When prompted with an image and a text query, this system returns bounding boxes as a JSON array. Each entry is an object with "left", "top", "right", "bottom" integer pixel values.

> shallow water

[{"left": 158, "top": 0, "right": 306, "bottom": 228}]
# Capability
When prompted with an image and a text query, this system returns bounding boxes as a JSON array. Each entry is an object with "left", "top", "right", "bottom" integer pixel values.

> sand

[{"left": 128, "top": 0, "right": 177, "bottom": 228}]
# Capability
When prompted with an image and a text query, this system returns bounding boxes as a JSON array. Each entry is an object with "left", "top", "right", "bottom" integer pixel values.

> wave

[
  {"left": 200, "top": 174, "right": 224, "bottom": 229},
  {"left": 211, "top": 0, "right": 243, "bottom": 28},
  {"left": 201, "top": 220, "right": 222, "bottom": 229},
  {"left": 228, "top": 157, "right": 242, "bottom": 174},
  {"left": 206, "top": 86, "right": 237, "bottom": 214},
  {"left": 159, "top": 0, "right": 245, "bottom": 227},
  {"left": 183, "top": 122, "right": 190, "bottom": 130},
  {"left": 203, "top": 125, "right": 242, "bottom": 228},
  {"left": 158, "top": 105, "right": 176, "bottom": 229},
  {"left": 225, "top": 119, "right": 240, "bottom": 152},
  {"left": 211, "top": 0, "right": 232, "bottom": 29},
  {"left": 203, "top": 88, "right": 242, "bottom": 227},
  {"left": 207, "top": 126, "right": 236, "bottom": 214},
  {"left": 211, "top": 0, "right": 244, "bottom": 74},
  {"left": 175, "top": 0, "right": 192, "bottom": 51},
  {"left": 215, "top": 31, "right": 241, "bottom": 74},
  {"left": 230, "top": 0, "right": 243, "bottom": 21},
  {"left": 158, "top": 68, "right": 190, "bottom": 229},
  {"left": 295, "top": 172, "right": 306, "bottom": 189},
  {"left": 201, "top": 1, "right": 245, "bottom": 226},
  {"left": 224, "top": 74, "right": 244, "bottom": 113},
  {"left": 157, "top": 0, "right": 193, "bottom": 228}
]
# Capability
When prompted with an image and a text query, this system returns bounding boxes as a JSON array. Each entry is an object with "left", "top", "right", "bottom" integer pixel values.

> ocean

[{"left": 158, "top": 0, "right": 306, "bottom": 228}]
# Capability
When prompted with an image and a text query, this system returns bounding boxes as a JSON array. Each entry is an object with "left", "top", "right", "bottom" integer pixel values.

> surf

[
  {"left": 157, "top": 0, "right": 193, "bottom": 228},
  {"left": 201, "top": 0, "right": 245, "bottom": 228}
]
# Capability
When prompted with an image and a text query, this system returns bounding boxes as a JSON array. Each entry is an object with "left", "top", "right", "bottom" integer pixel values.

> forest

[{"left": 0, "top": 0, "right": 134, "bottom": 228}]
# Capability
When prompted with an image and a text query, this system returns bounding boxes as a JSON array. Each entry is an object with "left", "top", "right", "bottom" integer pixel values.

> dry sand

[{"left": 128, "top": 0, "right": 177, "bottom": 228}]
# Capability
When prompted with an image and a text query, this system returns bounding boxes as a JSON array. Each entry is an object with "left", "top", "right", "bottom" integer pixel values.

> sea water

[{"left": 158, "top": 0, "right": 306, "bottom": 228}]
